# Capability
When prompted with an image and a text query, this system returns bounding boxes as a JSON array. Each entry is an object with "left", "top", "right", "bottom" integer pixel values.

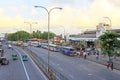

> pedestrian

[
  {"left": 83, "top": 51, "right": 87, "bottom": 59},
  {"left": 109, "top": 56, "right": 113, "bottom": 70},
  {"left": 106, "top": 61, "right": 110, "bottom": 69},
  {"left": 95, "top": 53, "right": 99, "bottom": 60},
  {"left": 110, "top": 62, "right": 113, "bottom": 70},
  {"left": 79, "top": 50, "right": 83, "bottom": 58},
  {"left": 106, "top": 56, "right": 113, "bottom": 70}
]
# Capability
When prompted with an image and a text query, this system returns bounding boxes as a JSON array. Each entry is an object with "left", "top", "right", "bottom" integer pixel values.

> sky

[{"left": 0, "top": 0, "right": 120, "bottom": 35}]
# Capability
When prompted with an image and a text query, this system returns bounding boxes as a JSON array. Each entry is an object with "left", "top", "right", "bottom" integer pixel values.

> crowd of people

[{"left": 75, "top": 46, "right": 114, "bottom": 70}]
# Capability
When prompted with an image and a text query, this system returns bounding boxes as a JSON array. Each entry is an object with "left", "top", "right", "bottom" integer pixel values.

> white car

[
  {"left": 23, "top": 43, "right": 28, "bottom": 47},
  {"left": 8, "top": 44, "right": 12, "bottom": 49}
]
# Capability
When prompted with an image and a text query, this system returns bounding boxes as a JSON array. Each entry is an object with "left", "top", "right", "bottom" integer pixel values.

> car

[
  {"left": 12, "top": 54, "right": 18, "bottom": 60},
  {"left": 22, "top": 55, "right": 28, "bottom": 61},
  {"left": 23, "top": 43, "right": 28, "bottom": 47},
  {"left": 35, "top": 45, "right": 41, "bottom": 48},
  {"left": 8, "top": 44, "right": 12, "bottom": 49},
  {"left": 0, "top": 57, "right": 9, "bottom": 65}
]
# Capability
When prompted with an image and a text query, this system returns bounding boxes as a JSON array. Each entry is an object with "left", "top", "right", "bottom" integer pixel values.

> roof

[
  {"left": 70, "top": 29, "right": 120, "bottom": 38},
  {"left": 69, "top": 29, "right": 120, "bottom": 41}
]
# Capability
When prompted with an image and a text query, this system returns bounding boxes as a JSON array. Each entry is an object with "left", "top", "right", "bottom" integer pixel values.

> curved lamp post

[
  {"left": 34, "top": 6, "right": 62, "bottom": 72},
  {"left": 103, "top": 17, "right": 111, "bottom": 30}
]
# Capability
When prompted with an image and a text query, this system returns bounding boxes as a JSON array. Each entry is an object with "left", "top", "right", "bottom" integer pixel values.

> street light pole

[
  {"left": 103, "top": 17, "right": 111, "bottom": 30},
  {"left": 34, "top": 6, "right": 62, "bottom": 72},
  {"left": 24, "top": 22, "right": 37, "bottom": 33},
  {"left": 60, "top": 26, "right": 65, "bottom": 41}
]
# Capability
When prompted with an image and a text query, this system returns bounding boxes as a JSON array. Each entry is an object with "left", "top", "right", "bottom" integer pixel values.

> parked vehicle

[
  {"left": 41, "top": 43, "right": 48, "bottom": 49},
  {"left": 60, "top": 46, "right": 77, "bottom": 56},
  {"left": 49, "top": 44, "right": 59, "bottom": 52},
  {"left": 22, "top": 55, "right": 28, "bottom": 61},
  {"left": 0, "top": 57, "right": 9, "bottom": 65}
]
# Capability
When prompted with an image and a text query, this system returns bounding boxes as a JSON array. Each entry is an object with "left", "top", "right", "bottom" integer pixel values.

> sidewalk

[{"left": 86, "top": 54, "right": 120, "bottom": 70}]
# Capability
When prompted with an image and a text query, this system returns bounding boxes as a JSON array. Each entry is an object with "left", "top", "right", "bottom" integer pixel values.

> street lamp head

[
  {"left": 24, "top": 21, "right": 28, "bottom": 23},
  {"left": 103, "top": 17, "right": 109, "bottom": 19},
  {"left": 59, "top": 8, "right": 62, "bottom": 10},
  {"left": 34, "top": 6, "right": 39, "bottom": 8}
]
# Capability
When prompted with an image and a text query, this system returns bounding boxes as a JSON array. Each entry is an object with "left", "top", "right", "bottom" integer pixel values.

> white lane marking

[
  {"left": 59, "top": 67, "right": 63, "bottom": 71},
  {"left": 51, "top": 62, "right": 55, "bottom": 66},
  {"left": 15, "top": 49, "right": 30, "bottom": 80},
  {"left": 22, "top": 49, "right": 48, "bottom": 80},
  {"left": 68, "top": 74, "right": 74, "bottom": 79},
  {"left": 57, "top": 64, "right": 60, "bottom": 66},
  {"left": 88, "top": 73, "right": 93, "bottom": 76}
]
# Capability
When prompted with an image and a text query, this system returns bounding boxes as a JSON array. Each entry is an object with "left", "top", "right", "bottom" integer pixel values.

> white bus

[
  {"left": 41, "top": 43, "right": 48, "bottom": 49},
  {"left": 49, "top": 44, "right": 59, "bottom": 52}
]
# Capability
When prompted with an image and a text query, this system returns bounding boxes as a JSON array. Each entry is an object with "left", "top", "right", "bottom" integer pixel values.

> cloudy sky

[{"left": 0, "top": 0, "right": 120, "bottom": 34}]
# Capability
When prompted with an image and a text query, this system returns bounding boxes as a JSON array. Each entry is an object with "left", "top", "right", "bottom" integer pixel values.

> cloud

[
  {"left": 8, "top": 6, "right": 17, "bottom": 12},
  {"left": 89, "top": 0, "right": 120, "bottom": 26},
  {"left": 109, "top": 0, "right": 120, "bottom": 7},
  {"left": 21, "top": 5, "right": 28, "bottom": 10},
  {"left": 0, "top": 8, "right": 3, "bottom": 15},
  {"left": 48, "top": 0, "right": 74, "bottom": 3},
  {"left": 48, "top": 0, "right": 120, "bottom": 29},
  {"left": 31, "top": 9, "right": 38, "bottom": 16},
  {"left": 0, "top": 0, "right": 120, "bottom": 34}
]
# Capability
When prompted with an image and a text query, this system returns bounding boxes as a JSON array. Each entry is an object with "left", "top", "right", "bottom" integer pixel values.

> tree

[
  {"left": 41, "top": 31, "right": 56, "bottom": 40},
  {"left": 6, "top": 31, "right": 30, "bottom": 41},
  {"left": 99, "top": 31, "right": 120, "bottom": 57},
  {"left": 16, "top": 31, "right": 30, "bottom": 41},
  {"left": 31, "top": 30, "right": 41, "bottom": 38},
  {"left": 6, "top": 33, "right": 15, "bottom": 41},
  {"left": 6, "top": 30, "right": 56, "bottom": 41}
]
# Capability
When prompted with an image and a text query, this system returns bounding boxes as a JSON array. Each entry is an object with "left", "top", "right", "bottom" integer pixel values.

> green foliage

[
  {"left": 31, "top": 30, "right": 41, "bottom": 38},
  {"left": 41, "top": 31, "right": 56, "bottom": 40},
  {"left": 7, "top": 31, "right": 30, "bottom": 41},
  {"left": 6, "top": 30, "right": 56, "bottom": 41},
  {"left": 49, "top": 32, "right": 56, "bottom": 39},
  {"left": 99, "top": 31, "right": 120, "bottom": 56}
]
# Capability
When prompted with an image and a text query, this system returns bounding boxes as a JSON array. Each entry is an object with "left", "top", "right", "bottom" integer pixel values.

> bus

[
  {"left": 60, "top": 46, "right": 77, "bottom": 56},
  {"left": 49, "top": 44, "right": 59, "bottom": 52},
  {"left": 41, "top": 43, "right": 48, "bottom": 49}
]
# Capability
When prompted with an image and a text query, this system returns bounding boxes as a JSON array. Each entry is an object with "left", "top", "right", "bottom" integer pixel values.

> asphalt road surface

[
  {"left": 0, "top": 45, "right": 48, "bottom": 80},
  {"left": 29, "top": 47, "right": 120, "bottom": 80}
]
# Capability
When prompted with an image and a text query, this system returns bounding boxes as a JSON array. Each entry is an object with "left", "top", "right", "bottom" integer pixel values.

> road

[
  {"left": 0, "top": 45, "right": 48, "bottom": 80},
  {"left": 29, "top": 47, "right": 120, "bottom": 80}
]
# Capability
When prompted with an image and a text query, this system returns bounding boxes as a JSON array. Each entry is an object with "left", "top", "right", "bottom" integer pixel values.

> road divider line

[
  {"left": 22, "top": 48, "right": 48, "bottom": 80},
  {"left": 15, "top": 49, "right": 30, "bottom": 80}
]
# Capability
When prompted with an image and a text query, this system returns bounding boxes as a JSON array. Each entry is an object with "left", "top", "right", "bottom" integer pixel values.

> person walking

[
  {"left": 109, "top": 56, "right": 113, "bottom": 70},
  {"left": 95, "top": 53, "right": 99, "bottom": 60},
  {"left": 107, "top": 56, "right": 113, "bottom": 70},
  {"left": 106, "top": 61, "right": 110, "bottom": 69},
  {"left": 95, "top": 50, "right": 99, "bottom": 60},
  {"left": 83, "top": 51, "right": 87, "bottom": 59}
]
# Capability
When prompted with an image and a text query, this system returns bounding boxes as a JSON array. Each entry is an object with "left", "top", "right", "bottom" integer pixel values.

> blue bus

[{"left": 60, "top": 46, "right": 77, "bottom": 56}]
